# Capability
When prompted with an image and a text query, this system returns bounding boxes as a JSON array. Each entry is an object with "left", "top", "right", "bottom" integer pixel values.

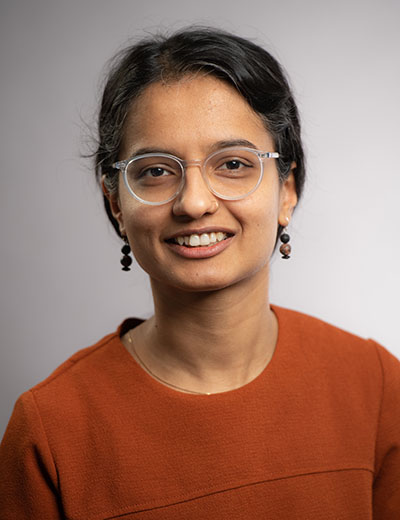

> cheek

[
  {"left": 121, "top": 203, "right": 167, "bottom": 270},
  {"left": 240, "top": 185, "right": 280, "bottom": 233},
  {"left": 238, "top": 190, "right": 280, "bottom": 258},
  {"left": 253, "top": 207, "right": 279, "bottom": 258}
]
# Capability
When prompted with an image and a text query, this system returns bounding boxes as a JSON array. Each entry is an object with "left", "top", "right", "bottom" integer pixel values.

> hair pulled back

[{"left": 95, "top": 26, "right": 305, "bottom": 237}]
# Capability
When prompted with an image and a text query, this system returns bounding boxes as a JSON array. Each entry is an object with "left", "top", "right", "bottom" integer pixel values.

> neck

[{"left": 127, "top": 269, "right": 278, "bottom": 394}]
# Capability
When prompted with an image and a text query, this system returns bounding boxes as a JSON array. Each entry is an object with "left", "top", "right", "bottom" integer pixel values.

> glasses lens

[
  {"left": 205, "top": 149, "right": 262, "bottom": 199},
  {"left": 126, "top": 155, "right": 183, "bottom": 203}
]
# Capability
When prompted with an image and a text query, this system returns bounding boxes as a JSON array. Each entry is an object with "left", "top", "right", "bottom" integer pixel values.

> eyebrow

[
  {"left": 127, "top": 139, "right": 258, "bottom": 158},
  {"left": 210, "top": 139, "right": 258, "bottom": 152}
]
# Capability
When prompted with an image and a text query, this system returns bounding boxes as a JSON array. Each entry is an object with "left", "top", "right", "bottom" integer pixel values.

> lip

[{"left": 165, "top": 234, "right": 234, "bottom": 259}]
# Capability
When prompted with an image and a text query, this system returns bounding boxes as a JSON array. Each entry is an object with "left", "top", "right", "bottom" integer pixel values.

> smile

[{"left": 172, "top": 232, "right": 229, "bottom": 247}]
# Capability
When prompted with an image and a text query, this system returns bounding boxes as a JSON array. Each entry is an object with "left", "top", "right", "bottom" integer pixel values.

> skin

[{"left": 104, "top": 75, "right": 297, "bottom": 395}]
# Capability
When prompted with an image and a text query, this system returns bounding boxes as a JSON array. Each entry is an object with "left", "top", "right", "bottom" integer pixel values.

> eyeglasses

[{"left": 112, "top": 147, "right": 279, "bottom": 206}]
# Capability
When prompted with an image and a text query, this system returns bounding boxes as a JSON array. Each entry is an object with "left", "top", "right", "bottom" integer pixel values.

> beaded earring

[
  {"left": 120, "top": 238, "right": 132, "bottom": 271},
  {"left": 279, "top": 227, "right": 291, "bottom": 259}
]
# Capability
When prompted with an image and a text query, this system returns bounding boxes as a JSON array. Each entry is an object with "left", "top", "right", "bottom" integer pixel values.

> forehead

[{"left": 120, "top": 75, "right": 273, "bottom": 157}]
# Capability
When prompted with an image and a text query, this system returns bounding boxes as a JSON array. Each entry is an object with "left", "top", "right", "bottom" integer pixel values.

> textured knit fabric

[{"left": 1, "top": 306, "right": 399, "bottom": 520}]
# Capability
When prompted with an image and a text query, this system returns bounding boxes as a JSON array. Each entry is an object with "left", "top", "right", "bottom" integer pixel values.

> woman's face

[{"left": 107, "top": 75, "right": 297, "bottom": 292}]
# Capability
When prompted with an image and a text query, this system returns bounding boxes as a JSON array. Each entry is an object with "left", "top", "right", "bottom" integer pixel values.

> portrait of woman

[{"left": 1, "top": 9, "right": 399, "bottom": 520}]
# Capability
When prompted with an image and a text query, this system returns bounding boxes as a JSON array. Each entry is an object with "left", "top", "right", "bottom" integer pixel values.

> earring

[
  {"left": 279, "top": 226, "right": 291, "bottom": 259},
  {"left": 120, "top": 238, "right": 132, "bottom": 271}
]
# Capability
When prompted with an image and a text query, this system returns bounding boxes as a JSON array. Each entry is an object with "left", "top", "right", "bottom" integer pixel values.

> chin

[
  {"left": 174, "top": 279, "right": 235, "bottom": 293},
  {"left": 160, "top": 273, "right": 234, "bottom": 293},
  {"left": 142, "top": 253, "right": 271, "bottom": 294},
  {"left": 153, "top": 265, "right": 266, "bottom": 294}
]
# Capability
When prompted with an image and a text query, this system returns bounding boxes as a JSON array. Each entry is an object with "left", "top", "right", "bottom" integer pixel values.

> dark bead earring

[
  {"left": 120, "top": 238, "right": 132, "bottom": 271},
  {"left": 279, "top": 228, "right": 291, "bottom": 259}
]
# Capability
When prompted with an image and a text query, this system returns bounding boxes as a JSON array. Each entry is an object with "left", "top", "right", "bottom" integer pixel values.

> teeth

[
  {"left": 200, "top": 233, "right": 210, "bottom": 246},
  {"left": 173, "top": 232, "right": 228, "bottom": 247},
  {"left": 189, "top": 235, "right": 200, "bottom": 247}
]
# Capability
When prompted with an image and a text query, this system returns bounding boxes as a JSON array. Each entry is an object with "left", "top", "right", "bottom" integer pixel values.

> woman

[{"left": 1, "top": 27, "right": 399, "bottom": 519}]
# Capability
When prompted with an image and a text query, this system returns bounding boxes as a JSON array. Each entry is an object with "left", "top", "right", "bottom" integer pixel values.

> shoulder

[
  {"left": 21, "top": 318, "right": 143, "bottom": 414},
  {"left": 1, "top": 319, "right": 145, "bottom": 460},
  {"left": 273, "top": 303, "right": 369, "bottom": 343},
  {"left": 31, "top": 330, "right": 119, "bottom": 393},
  {"left": 272, "top": 304, "right": 400, "bottom": 396},
  {"left": 273, "top": 304, "right": 397, "bottom": 360},
  {"left": 272, "top": 306, "right": 400, "bottom": 503}
]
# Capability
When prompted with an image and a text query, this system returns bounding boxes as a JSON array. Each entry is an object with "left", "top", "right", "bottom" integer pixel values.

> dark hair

[{"left": 95, "top": 26, "right": 305, "bottom": 237}]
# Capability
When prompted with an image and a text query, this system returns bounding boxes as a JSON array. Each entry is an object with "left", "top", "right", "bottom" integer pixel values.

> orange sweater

[{"left": 1, "top": 306, "right": 400, "bottom": 519}]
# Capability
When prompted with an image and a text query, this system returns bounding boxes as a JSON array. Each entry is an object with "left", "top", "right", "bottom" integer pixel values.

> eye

[
  {"left": 219, "top": 159, "right": 249, "bottom": 170},
  {"left": 215, "top": 157, "right": 253, "bottom": 172},
  {"left": 130, "top": 160, "right": 181, "bottom": 180},
  {"left": 140, "top": 166, "right": 173, "bottom": 178}
]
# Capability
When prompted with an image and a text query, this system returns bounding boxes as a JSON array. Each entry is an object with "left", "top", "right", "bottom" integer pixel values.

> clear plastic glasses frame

[{"left": 112, "top": 146, "right": 280, "bottom": 206}]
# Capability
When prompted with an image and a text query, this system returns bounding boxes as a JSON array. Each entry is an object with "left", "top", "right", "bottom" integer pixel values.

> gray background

[{"left": 1, "top": 0, "right": 399, "bottom": 438}]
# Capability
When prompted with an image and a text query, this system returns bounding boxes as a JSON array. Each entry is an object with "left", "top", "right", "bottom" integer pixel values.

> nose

[{"left": 172, "top": 164, "right": 219, "bottom": 219}]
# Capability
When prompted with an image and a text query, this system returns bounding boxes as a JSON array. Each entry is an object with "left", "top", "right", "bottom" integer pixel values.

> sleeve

[
  {"left": 0, "top": 390, "right": 63, "bottom": 519},
  {"left": 372, "top": 342, "right": 400, "bottom": 519}
]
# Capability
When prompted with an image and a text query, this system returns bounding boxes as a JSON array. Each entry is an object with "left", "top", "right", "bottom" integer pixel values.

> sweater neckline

[{"left": 114, "top": 304, "right": 287, "bottom": 399}]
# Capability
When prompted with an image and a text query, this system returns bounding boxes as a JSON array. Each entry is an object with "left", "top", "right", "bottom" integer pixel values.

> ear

[
  {"left": 278, "top": 162, "right": 298, "bottom": 227},
  {"left": 101, "top": 176, "right": 126, "bottom": 236}
]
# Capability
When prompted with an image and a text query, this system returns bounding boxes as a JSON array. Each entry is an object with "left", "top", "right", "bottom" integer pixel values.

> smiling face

[{"left": 106, "top": 74, "right": 297, "bottom": 292}]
